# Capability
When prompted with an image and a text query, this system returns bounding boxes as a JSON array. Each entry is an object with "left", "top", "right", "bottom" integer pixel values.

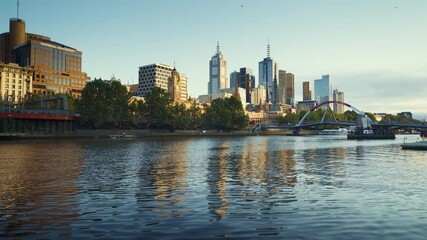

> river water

[{"left": 1, "top": 135, "right": 426, "bottom": 239}]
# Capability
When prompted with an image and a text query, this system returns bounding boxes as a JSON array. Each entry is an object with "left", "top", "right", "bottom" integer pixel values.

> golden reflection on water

[
  {"left": 206, "top": 138, "right": 300, "bottom": 221},
  {"left": 207, "top": 140, "right": 230, "bottom": 220},
  {"left": 0, "top": 142, "right": 83, "bottom": 237},
  {"left": 151, "top": 139, "right": 190, "bottom": 217}
]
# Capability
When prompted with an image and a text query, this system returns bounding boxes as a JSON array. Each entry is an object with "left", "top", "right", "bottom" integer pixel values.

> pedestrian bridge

[{"left": 264, "top": 100, "right": 427, "bottom": 132}]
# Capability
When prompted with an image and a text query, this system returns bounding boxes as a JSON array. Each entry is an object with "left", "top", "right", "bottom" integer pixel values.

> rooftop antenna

[
  {"left": 216, "top": 41, "right": 220, "bottom": 54},
  {"left": 17, "top": 0, "right": 19, "bottom": 19},
  {"left": 267, "top": 39, "right": 270, "bottom": 58},
  {"left": 174, "top": 60, "right": 176, "bottom": 69}
]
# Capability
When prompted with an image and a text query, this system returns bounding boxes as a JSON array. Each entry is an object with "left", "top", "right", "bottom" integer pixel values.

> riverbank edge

[{"left": 0, "top": 129, "right": 318, "bottom": 140}]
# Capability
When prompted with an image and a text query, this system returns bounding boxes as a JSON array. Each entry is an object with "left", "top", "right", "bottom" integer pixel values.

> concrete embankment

[
  {"left": 0, "top": 128, "right": 318, "bottom": 140},
  {"left": 401, "top": 141, "right": 427, "bottom": 151}
]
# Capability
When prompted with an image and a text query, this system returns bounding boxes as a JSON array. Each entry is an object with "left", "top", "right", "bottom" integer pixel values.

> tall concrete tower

[
  {"left": 7, "top": 18, "right": 26, "bottom": 63},
  {"left": 208, "top": 42, "right": 228, "bottom": 94}
]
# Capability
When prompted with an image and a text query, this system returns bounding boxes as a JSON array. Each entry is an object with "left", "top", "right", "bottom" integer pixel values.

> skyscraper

[
  {"left": 278, "top": 70, "right": 286, "bottom": 104},
  {"left": 239, "top": 67, "right": 255, "bottom": 103},
  {"left": 258, "top": 44, "right": 278, "bottom": 104},
  {"left": 285, "top": 72, "right": 295, "bottom": 106},
  {"left": 302, "top": 81, "right": 311, "bottom": 101},
  {"left": 229, "top": 71, "right": 239, "bottom": 89},
  {"left": 208, "top": 42, "right": 227, "bottom": 94},
  {"left": 333, "top": 89, "right": 344, "bottom": 114},
  {"left": 314, "top": 74, "right": 330, "bottom": 103}
]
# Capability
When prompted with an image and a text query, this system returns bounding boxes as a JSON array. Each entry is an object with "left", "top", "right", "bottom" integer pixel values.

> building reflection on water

[
  {"left": 136, "top": 139, "right": 190, "bottom": 218},
  {"left": 0, "top": 142, "right": 83, "bottom": 238},
  {"left": 206, "top": 140, "right": 231, "bottom": 220},
  {"left": 206, "top": 138, "right": 298, "bottom": 222}
]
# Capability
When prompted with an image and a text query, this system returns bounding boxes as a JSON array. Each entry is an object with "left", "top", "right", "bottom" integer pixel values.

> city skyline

[{"left": 1, "top": 0, "right": 426, "bottom": 118}]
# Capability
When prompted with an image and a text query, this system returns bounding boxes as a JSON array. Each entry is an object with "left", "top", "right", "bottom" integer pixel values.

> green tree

[
  {"left": 278, "top": 112, "right": 299, "bottom": 125},
  {"left": 343, "top": 110, "right": 358, "bottom": 122},
  {"left": 188, "top": 100, "right": 202, "bottom": 129},
  {"left": 78, "top": 79, "right": 132, "bottom": 128},
  {"left": 141, "top": 87, "right": 173, "bottom": 128},
  {"left": 109, "top": 80, "right": 133, "bottom": 127},
  {"left": 365, "top": 112, "right": 377, "bottom": 122},
  {"left": 202, "top": 96, "right": 248, "bottom": 130}
]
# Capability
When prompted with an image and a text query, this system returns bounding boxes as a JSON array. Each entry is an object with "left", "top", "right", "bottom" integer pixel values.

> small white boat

[
  {"left": 319, "top": 128, "right": 348, "bottom": 135},
  {"left": 109, "top": 133, "right": 136, "bottom": 139}
]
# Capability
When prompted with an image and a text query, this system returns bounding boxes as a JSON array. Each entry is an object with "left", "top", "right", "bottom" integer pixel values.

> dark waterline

[{"left": 1, "top": 135, "right": 426, "bottom": 239}]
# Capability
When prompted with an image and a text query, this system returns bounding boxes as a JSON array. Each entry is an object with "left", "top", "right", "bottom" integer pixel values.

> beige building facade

[{"left": 0, "top": 63, "right": 32, "bottom": 103}]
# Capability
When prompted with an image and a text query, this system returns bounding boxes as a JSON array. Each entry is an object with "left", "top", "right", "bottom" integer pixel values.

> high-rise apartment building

[
  {"left": 314, "top": 74, "right": 330, "bottom": 103},
  {"left": 285, "top": 72, "right": 295, "bottom": 106},
  {"left": 0, "top": 62, "right": 32, "bottom": 103},
  {"left": 138, "top": 63, "right": 188, "bottom": 102},
  {"left": 258, "top": 44, "right": 278, "bottom": 104},
  {"left": 302, "top": 81, "right": 311, "bottom": 101},
  {"left": 333, "top": 89, "right": 344, "bottom": 114},
  {"left": 208, "top": 42, "right": 227, "bottom": 94},
  {"left": 1, "top": 18, "right": 89, "bottom": 98}
]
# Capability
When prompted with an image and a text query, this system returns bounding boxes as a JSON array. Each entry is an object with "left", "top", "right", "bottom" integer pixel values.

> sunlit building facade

[
  {"left": 14, "top": 39, "right": 89, "bottom": 98},
  {"left": 0, "top": 62, "right": 32, "bottom": 103},
  {"left": 333, "top": 89, "right": 344, "bottom": 114}
]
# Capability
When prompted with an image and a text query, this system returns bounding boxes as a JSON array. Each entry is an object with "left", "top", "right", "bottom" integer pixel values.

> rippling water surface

[{"left": 1, "top": 135, "right": 427, "bottom": 239}]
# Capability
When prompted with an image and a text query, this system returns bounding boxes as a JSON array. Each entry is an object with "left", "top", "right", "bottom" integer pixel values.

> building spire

[
  {"left": 267, "top": 39, "right": 270, "bottom": 58},
  {"left": 17, "top": 0, "right": 19, "bottom": 19},
  {"left": 216, "top": 41, "right": 220, "bottom": 54}
]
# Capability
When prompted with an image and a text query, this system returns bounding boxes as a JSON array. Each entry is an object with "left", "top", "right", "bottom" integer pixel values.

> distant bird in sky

[{"left": 241, "top": 5, "right": 244, "bottom": 8}]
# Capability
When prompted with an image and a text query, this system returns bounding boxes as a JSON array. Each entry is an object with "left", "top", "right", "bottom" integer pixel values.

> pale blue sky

[{"left": 1, "top": 0, "right": 426, "bottom": 118}]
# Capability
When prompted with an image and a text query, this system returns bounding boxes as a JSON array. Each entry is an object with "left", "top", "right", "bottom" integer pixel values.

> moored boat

[
  {"left": 319, "top": 128, "right": 348, "bottom": 135},
  {"left": 347, "top": 128, "right": 395, "bottom": 140}
]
